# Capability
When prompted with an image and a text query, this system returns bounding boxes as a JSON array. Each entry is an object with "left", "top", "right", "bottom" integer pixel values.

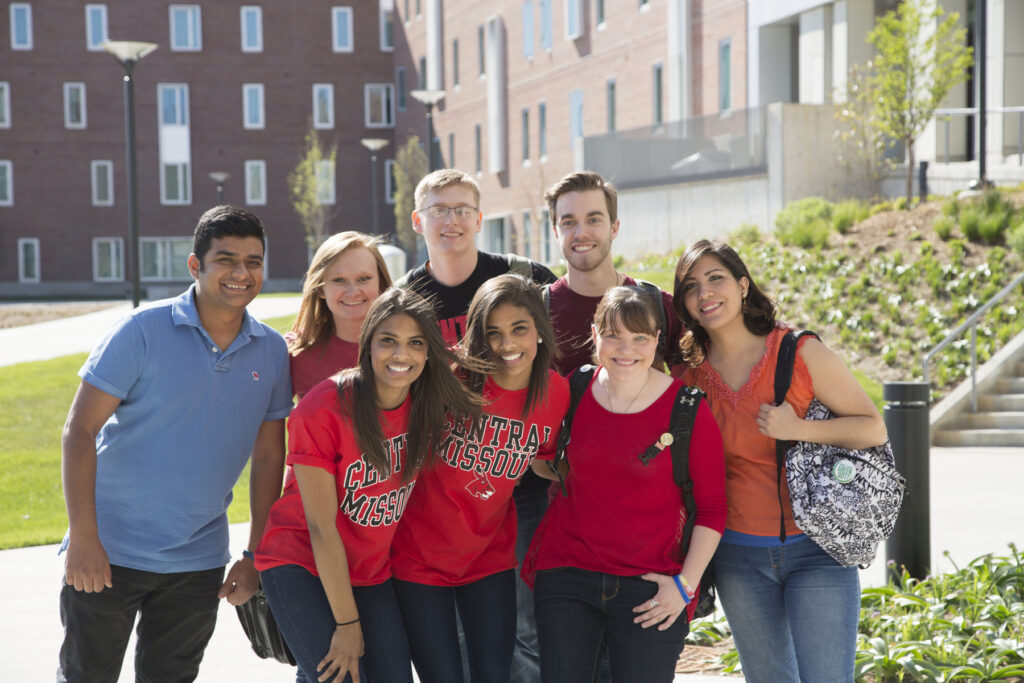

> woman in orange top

[{"left": 672, "top": 239, "right": 886, "bottom": 683}]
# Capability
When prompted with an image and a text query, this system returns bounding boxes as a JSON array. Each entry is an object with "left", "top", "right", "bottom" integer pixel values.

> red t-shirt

[
  {"left": 288, "top": 334, "right": 359, "bottom": 399},
  {"left": 526, "top": 371, "right": 726, "bottom": 581},
  {"left": 254, "top": 378, "right": 416, "bottom": 586},
  {"left": 390, "top": 371, "right": 570, "bottom": 586}
]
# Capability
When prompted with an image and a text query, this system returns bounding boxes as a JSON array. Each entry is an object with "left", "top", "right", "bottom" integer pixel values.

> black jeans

[{"left": 58, "top": 564, "right": 223, "bottom": 683}]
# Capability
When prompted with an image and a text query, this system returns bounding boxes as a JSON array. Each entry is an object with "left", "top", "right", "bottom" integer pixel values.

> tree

[
  {"left": 289, "top": 124, "right": 338, "bottom": 250},
  {"left": 834, "top": 61, "right": 890, "bottom": 200},
  {"left": 392, "top": 135, "right": 429, "bottom": 259},
  {"left": 867, "top": 0, "right": 972, "bottom": 207}
]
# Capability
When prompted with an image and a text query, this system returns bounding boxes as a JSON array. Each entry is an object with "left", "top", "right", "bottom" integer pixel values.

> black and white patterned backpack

[{"left": 773, "top": 330, "right": 906, "bottom": 568}]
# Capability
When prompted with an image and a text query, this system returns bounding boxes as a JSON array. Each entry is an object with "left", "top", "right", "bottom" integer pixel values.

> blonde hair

[
  {"left": 414, "top": 169, "right": 481, "bottom": 210},
  {"left": 288, "top": 231, "right": 392, "bottom": 354}
]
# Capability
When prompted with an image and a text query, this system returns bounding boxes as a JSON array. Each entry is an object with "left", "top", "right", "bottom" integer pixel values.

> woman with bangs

[
  {"left": 391, "top": 274, "right": 570, "bottom": 683},
  {"left": 524, "top": 286, "right": 726, "bottom": 683},
  {"left": 287, "top": 231, "right": 392, "bottom": 399},
  {"left": 673, "top": 239, "right": 887, "bottom": 683}
]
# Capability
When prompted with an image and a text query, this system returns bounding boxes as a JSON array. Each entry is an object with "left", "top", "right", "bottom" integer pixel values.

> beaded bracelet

[{"left": 672, "top": 575, "right": 692, "bottom": 605}]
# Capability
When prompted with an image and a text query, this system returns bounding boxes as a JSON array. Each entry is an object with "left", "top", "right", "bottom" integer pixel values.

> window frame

[
  {"left": 569, "top": 89, "right": 583, "bottom": 147},
  {"left": 0, "top": 160, "right": 13, "bottom": 206},
  {"left": 607, "top": 78, "right": 616, "bottom": 132},
  {"left": 0, "top": 82, "right": 10, "bottom": 128},
  {"left": 452, "top": 39, "right": 460, "bottom": 88},
  {"left": 169, "top": 5, "right": 202, "bottom": 52},
  {"left": 64, "top": 82, "right": 87, "bottom": 130},
  {"left": 539, "top": 0, "right": 552, "bottom": 51},
  {"left": 332, "top": 6, "right": 354, "bottom": 53},
  {"left": 364, "top": 83, "right": 395, "bottom": 129},
  {"left": 380, "top": 0, "right": 394, "bottom": 52},
  {"left": 396, "top": 66, "right": 407, "bottom": 111},
  {"left": 312, "top": 83, "right": 335, "bottom": 129},
  {"left": 85, "top": 4, "right": 108, "bottom": 51},
  {"left": 538, "top": 102, "right": 547, "bottom": 159},
  {"left": 522, "top": 1, "right": 534, "bottom": 58},
  {"left": 160, "top": 162, "right": 192, "bottom": 206},
  {"left": 140, "top": 237, "right": 193, "bottom": 281},
  {"left": 91, "top": 160, "right": 114, "bottom": 206},
  {"left": 477, "top": 25, "right": 485, "bottom": 77},
  {"left": 18, "top": 237, "right": 40, "bottom": 283},
  {"left": 565, "top": 0, "right": 582, "bottom": 41},
  {"left": 10, "top": 4, "right": 32, "bottom": 51},
  {"left": 474, "top": 124, "right": 482, "bottom": 175},
  {"left": 384, "top": 159, "right": 396, "bottom": 204},
  {"left": 315, "top": 159, "right": 336, "bottom": 205},
  {"left": 242, "top": 83, "right": 265, "bottom": 130},
  {"left": 92, "top": 237, "right": 124, "bottom": 282},
  {"left": 240, "top": 6, "right": 263, "bottom": 53},
  {"left": 245, "top": 159, "right": 267, "bottom": 206},
  {"left": 521, "top": 107, "right": 530, "bottom": 163},
  {"left": 719, "top": 38, "right": 732, "bottom": 112},
  {"left": 653, "top": 62, "right": 664, "bottom": 125},
  {"left": 158, "top": 83, "right": 189, "bottom": 126}
]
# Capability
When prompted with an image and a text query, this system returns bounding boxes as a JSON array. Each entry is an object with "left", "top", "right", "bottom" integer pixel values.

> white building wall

[{"left": 799, "top": 5, "right": 832, "bottom": 104}]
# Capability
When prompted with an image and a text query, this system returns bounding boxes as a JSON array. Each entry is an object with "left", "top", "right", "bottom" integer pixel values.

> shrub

[
  {"left": 894, "top": 196, "right": 908, "bottom": 211},
  {"left": 933, "top": 214, "right": 955, "bottom": 241},
  {"left": 775, "top": 197, "right": 834, "bottom": 249},
  {"left": 731, "top": 222, "right": 761, "bottom": 244},
  {"left": 1009, "top": 219, "right": 1024, "bottom": 260},
  {"left": 868, "top": 200, "right": 892, "bottom": 216},
  {"left": 832, "top": 199, "right": 868, "bottom": 234},
  {"left": 979, "top": 211, "right": 1008, "bottom": 244},
  {"left": 940, "top": 198, "right": 960, "bottom": 217},
  {"left": 960, "top": 207, "right": 983, "bottom": 241}
]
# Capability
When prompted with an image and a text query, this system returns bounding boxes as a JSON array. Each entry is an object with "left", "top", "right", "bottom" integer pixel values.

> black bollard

[
  {"left": 918, "top": 160, "right": 929, "bottom": 203},
  {"left": 883, "top": 381, "right": 931, "bottom": 582}
]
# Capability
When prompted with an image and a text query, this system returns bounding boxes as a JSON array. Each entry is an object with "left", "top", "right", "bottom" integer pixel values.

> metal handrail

[
  {"left": 934, "top": 106, "right": 1024, "bottom": 165},
  {"left": 922, "top": 270, "right": 1024, "bottom": 411}
]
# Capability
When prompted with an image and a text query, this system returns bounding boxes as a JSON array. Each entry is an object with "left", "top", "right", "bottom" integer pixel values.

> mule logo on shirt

[
  {"left": 252, "top": 371, "right": 260, "bottom": 381},
  {"left": 465, "top": 469, "right": 496, "bottom": 500}
]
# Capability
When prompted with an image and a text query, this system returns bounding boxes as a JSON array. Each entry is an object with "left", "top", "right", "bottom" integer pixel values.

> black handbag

[{"left": 235, "top": 587, "right": 296, "bottom": 665}]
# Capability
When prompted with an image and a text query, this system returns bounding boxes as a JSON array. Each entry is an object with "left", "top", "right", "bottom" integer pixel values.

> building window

[
  {"left": 0, "top": 82, "right": 11, "bottom": 128},
  {"left": 332, "top": 7, "right": 353, "bottom": 52},
  {"left": 380, "top": 0, "right": 394, "bottom": 51},
  {"left": 522, "top": 211, "right": 533, "bottom": 258},
  {"left": 477, "top": 26, "right": 486, "bottom": 77},
  {"left": 522, "top": 1, "right": 534, "bottom": 58},
  {"left": 538, "top": 102, "right": 547, "bottom": 158},
  {"left": 245, "top": 160, "right": 266, "bottom": 205},
  {"left": 606, "top": 79, "right": 616, "bottom": 132},
  {"left": 447, "top": 132, "right": 455, "bottom": 167},
  {"left": 85, "top": 4, "right": 108, "bottom": 51},
  {"left": 653, "top": 62, "right": 663, "bottom": 124},
  {"left": 364, "top": 84, "right": 394, "bottom": 128},
  {"left": 474, "top": 124, "right": 482, "bottom": 174},
  {"left": 384, "top": 159, "right": 396, "bottom": 204},
  {"left": 159, "top": 84, "right": 188, "bottom": 126},
  {"left": 570, "top": 89, "right": 583, "bottom": 147},
  {"left": 18, "top": 238, "right": 39, "bottom": 283},
  {"left": 565, "top": 0, "right": 582, "bottom": 40},
  {"left": 91, "top": 160, "right": 113, "bottom": 206},
  {"left": 539, "top": 0, "right": 552, "bottom": 50},
  {"left": 161, "top": 163, "right": 191, "bottom": 204},
  {"left": 404, "top": 0, "right": 410, "bottom": 23},
  {"left": 10, "top": 4, "right": 32, "bottom": 50},
  {"left": 169, "top": 5, "right": 202, "bottom": 51},
  {"left": 141, "top": 237, "right": 192, "bottom": 281},
  {"left": 0, "top": 161, "right": 12, "bottom": 206},
  {"left": 540, "top": 208, "right": 553, "bottom": 263},
  {"left": 396, "top": 67, "right": 407, "bottom": 111},
  {"left": 418, "top": 56, "right": 427, "bottom": 89},
  {"left": 596, "top": 0, "right": 605, "bottom": 27},
  {"left": 64, "top": 83, "right": 87, "bottom": 129},
  {"left": 452, "top": 39, "right": 460, "bottom": 87},
  {"left": 240, "top": 6, "right": 262, "bottom": 52},
  {"left": 92, "top": 238, "right": 123, "bottom": 282},
  {"left": 521, "top": 108, "right": 530, "bottom": 162},
  {"left": 416, "top": 0, "right": 421, "bottom": 17},
  {"left": 313, "top": 84, "right": 334, "bottom": 129},
  {"left": 316, "top": 159, "right": 336, "bottom": 205},
  {"left": 243, "top": 83, "right": 265, "bottom": 129},
  {"left": 719, "top": 39, "right": 731, "bottom": 111},
  {"left": 639, "top": 0, "right": 650, "bottom": 9}
]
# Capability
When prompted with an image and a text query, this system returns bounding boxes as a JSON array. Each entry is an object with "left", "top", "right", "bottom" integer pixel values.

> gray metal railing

[
  {"left": 935, "top": 106, "right": 1024, "bottom": 165},
  {"left": 922, "top": 270, "right": 1024, "bottom": 411}
]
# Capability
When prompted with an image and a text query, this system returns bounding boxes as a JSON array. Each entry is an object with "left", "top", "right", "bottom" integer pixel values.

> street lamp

[
  {"left": 103, "top": 40, "right": 157, "bottom": 309},
  {"left": 410, "top": 89, "right": 445, "bottom": 171},
  {"left": 360, "top": 138, "right": 389, "bottom": 234},
  {"left": 209, "top": 171, "right": 230, "bottom": 205}
]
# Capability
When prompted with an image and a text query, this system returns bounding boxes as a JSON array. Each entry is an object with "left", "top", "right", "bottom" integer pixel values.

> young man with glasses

[{"left": 397, "top": 168, "right": 555, "bottom": 683}]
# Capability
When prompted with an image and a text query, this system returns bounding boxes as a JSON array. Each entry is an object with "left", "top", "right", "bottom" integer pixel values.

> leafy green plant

[
  {"left": 1009, "top": 220, "right": 1024, "bottom": 260},
  {"left": 961, "top": 208, "right": 984, "bottom": 241},
  {"left": 934, "top": 214, "right": 956, "bottom": 241},
  {"left": 834, "top": 199, "right": 869, "bottom": 234},
  {"left": 776, "top": 197, "right": 834, "bottom": 249}
]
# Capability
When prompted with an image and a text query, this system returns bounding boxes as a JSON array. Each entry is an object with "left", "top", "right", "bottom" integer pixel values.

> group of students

[{"left": 57, "top": 168, "right": 886, "bottom": 683}]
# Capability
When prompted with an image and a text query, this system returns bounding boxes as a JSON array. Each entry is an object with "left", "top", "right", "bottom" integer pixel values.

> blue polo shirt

[{"left": 70, "top": 285, "right": 292, "bottom": 573}]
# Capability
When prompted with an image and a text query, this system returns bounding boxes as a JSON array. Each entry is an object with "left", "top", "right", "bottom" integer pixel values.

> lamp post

[
  {"left": 103, "top": 40, "right": 157, "bottom": 309},
  {"left": 360, "top": 138, "right": 389, "bottom": 234},
  {"left": 410, "top": 89, "right": 445, "bottom": 171},
  {"left": 209, "top": 171, "right": 230, "bottom": 205}
]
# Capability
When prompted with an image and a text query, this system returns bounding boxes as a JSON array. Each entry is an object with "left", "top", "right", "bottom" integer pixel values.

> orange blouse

[{"left": 679, "top": 326, "right": 815, "bottom": 537}]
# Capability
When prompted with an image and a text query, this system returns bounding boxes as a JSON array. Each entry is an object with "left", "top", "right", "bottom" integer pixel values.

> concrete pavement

[{"left": 2, "top": 298, "right": 1022, "bottom": 681}]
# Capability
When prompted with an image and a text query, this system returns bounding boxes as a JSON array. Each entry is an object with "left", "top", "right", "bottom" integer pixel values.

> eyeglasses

[{"left": 419, "top": 204, "right": 479, "bottom": 219}]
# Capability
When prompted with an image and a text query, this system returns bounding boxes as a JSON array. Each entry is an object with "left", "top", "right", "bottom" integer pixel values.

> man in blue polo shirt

[{"left": 58, "top": 206, "right": 292, "bottom": 682}]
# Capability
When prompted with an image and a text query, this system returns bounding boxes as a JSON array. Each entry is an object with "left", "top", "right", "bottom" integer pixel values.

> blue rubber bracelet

[
  {"left": 673, "top": 575, "right": 692, "bottom": 605},
  {"left": 242, "top": 549, "right": 255, "bottom": 561}
]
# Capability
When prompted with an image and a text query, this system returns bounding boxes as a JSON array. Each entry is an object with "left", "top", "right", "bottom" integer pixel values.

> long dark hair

[
  {"left": 672, "top": 239, "right": 777, "bottom": 367},
  {"left": 461, "top": 274, "right": 557, "bottom": 416},
  {"left": 336, "top": 288, "right": 481, "bottom": 481}
]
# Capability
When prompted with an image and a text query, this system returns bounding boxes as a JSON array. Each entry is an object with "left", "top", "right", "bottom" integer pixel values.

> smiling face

[
  {"left": 370, "top": 312, "right": 429, "bottom": 409},
  {"left": 485, "top": 303, "right": 539, "bottom": 391},
  {"left": 188, "top": 235, "right": 265, "bottom": 314},
  {"left": 319, "top": 246, "right": 382, "bottom": 332},
  {"left": 681, "top": 254, "right": 749, "bottom": 333},
  {"left": 593, "top": 312, "right": 659, "bottom": 383},
  {"left": 411, "top": 183, "right": 482, "bottom": 258},
  {"left": 553, "top": 189, "right": 619, "bottom": 274}
]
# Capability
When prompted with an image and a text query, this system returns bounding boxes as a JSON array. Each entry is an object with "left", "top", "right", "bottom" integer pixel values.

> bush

[
  {"left": 731, "top": 222, "right": 761, "bottom": 244},
  {"left": 933, "top": 214, "right": 955, "bottom": 240},
  {"left": 775, "top": 197, "right": 834, "bottom": 249},
  {"left": 960, "top": 207, "right": 983, "bottom": 241},
  {"left": 868, "top": 200, "right": 892, "bottom": 216},
  {"left": 1009, "top": 219, "right": 1024, "bottom": 260},
  {"left": 832, "top": 200, "right": 868, "bottom": 234},
  {"left": 979, "top": 211, "right": 1008, "bottom": 244},
  {"left": 940, "top": 198, "right": 960, "bottom": 217},
  {"left": 894, "top": 196, "right": 908, "bottom": 211}
]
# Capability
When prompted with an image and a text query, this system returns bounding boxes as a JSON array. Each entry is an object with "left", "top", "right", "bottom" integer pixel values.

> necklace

[{"left": 606, "top": 368, "right": 652, "bottom": 414}]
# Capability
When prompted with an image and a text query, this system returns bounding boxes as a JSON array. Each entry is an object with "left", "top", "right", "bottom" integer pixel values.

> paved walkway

[{"left": 2, "top": 299, "right": 1022, "bottom": 681}]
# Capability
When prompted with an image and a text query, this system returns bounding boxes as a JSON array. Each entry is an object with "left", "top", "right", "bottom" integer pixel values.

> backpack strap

[
  {"left": 669, "top": 385, "right": 704, "bottom": 557},
  {"left": 393, "top": 271, "right": 412, "bottom": 289},
  {"left": 551, "top": 364, "right": 596, "bottom": 495},
  {"left": 541, "top": 282, "right": 551, "bottom": 312},
  {"left": 634, "top": 279, "right": 669, "bottom": 362},
  {"left": 772, "top": 329, "right": 819, "bottom": 543},
  {"left": 506, "top": 253, "right": 533, "bottom": 279}
]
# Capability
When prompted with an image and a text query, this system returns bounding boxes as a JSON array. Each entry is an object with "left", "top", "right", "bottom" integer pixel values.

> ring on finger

[{"left": 649, "top": 600, "right": 659, "bottom": 608}]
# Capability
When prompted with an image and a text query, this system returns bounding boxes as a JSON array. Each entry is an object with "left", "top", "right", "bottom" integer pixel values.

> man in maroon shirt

[{"left": 544, "top": 171, "right": 685, "bottom": 376}]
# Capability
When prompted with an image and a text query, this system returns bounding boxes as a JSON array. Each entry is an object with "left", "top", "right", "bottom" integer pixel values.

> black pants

[{"left": 58, "top": 564, "right": 224, "bottom": 683}]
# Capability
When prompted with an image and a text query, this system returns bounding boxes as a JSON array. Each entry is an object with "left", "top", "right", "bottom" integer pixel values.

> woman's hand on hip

[{"left": 634, "top": 573, "right": 687, "bottom": 631}]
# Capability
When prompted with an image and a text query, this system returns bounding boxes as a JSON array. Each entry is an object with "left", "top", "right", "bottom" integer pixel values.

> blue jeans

[
  {"left": 534, "top": 567, "right": 689, "bottom": 683},
  {"left": 261, "top": 565, "right": 413, "bottom": 683},
  {"left": 394, "top": 570, "right": 516, "bottom": 683},
  {"left": 512, "top": 483, "right": 548, "bottom": 683},
  {"left": 712, "top": 537, "right": 860, "bottom": 683},
  {"left": 58, "top": 564, "right": 223, "bottom": 683}
]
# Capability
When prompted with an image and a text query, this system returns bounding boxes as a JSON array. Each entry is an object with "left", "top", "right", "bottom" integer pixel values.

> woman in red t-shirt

[
  {"left": 287, "top": 231, "right": 392, "bottom": 399},
  {"left": 255, "top": 288, "right": 480, "bottom": 683},
  {"left": 390, "top": 274, "right": 570, "bottom": 683},
  {"left": 526, "top": 286, "right": 726, "bottom": 683}
]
